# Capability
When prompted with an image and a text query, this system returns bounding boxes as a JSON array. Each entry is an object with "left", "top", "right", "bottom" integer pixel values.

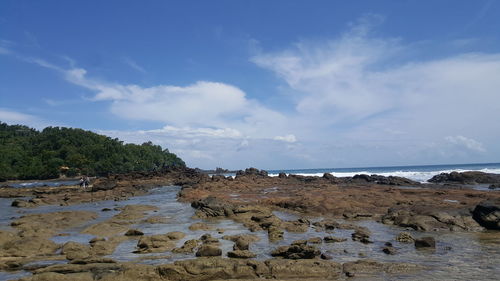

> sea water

[{"left": 267, "top": 162, "right": 500, "bottom": 183}]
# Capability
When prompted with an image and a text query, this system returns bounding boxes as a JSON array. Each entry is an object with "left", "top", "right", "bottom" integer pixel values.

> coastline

[{"left": 0, "top": 167, "right": 499, "bottom": 280}]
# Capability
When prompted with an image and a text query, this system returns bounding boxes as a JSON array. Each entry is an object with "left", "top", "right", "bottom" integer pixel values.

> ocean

[{"left": 267, "top": 162, "right": 500, "bottom": 183}]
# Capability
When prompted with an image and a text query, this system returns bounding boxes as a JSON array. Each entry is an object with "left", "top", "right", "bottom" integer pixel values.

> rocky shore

[{"left": 0, "top": 167, "right": 499, "bottom": 280}]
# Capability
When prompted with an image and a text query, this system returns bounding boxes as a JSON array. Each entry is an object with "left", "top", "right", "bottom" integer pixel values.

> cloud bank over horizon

[{"left": 1, "top": 14, "right": 499, "bottom": 169}]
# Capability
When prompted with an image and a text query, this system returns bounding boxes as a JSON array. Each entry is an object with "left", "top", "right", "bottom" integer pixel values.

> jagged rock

[
  {"left": 414, "top": 237, "right": 436, "bottom": 249},
  {"left": 124, "top": 229, "right": 144, "bottom": 236},
  {"left": 271, "top": 244, "right": 321, "bottom": 259},
  {"left": 191, "top": 196, "right": 235, "bottom": 218},
  {"left": 195, "top": 245, "right": 222, "bottom": 257},
  {"left": 351, "top": 228, "right": 372, "bottom": 244},
  {"left": 396, "top": 232, "right": 414, "bottom": 243},
  {"left": 236, "top": 167, "right": 268, "bottom": 177},
  {"left": 428, "top": 171, "right": 500, "bottom": 184},
  {"left": 11, "top": 199, "right": 31, "bottom": 208},
  {"left": 472, "top": 199, "right": 500, "bottom": 230},
  {"left": 350, "top": 174, "right": 420, "bottom": 186},
  {"left": 172, "top": 239, "right": 200, "bottom": 254}
]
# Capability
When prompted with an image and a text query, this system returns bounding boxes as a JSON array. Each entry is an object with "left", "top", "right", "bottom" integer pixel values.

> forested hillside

[{"left": 0, "top": 122, "right": 185, "bottom": 181}]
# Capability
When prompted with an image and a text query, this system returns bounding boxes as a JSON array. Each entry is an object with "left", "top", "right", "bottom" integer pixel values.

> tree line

[{"left": 0, "top": 122, "right": 185, "bottom": 181}]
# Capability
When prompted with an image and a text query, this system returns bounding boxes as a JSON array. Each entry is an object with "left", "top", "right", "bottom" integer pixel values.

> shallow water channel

[{"left": 1, "top": 186, "right": 499, "bottom": 280}]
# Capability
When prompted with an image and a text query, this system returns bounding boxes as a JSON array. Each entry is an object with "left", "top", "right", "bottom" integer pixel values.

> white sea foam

[{"left": 269, "top": 168, "right": 500, "bottom": 183}]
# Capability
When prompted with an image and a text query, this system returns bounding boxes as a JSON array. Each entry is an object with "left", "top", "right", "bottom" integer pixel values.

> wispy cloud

[
  {"left": 122, "top": 57, "right": 146, "bottom": 73},
  {"left": 0, "top": 108, "right": 51, "bottom": 129}
]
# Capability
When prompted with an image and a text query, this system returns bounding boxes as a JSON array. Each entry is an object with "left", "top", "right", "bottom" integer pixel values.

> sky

[{"left": 1, "top": 0, "right": 500, "bottom": 170}]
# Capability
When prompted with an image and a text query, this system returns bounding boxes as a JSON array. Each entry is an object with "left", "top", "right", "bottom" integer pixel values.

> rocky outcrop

[
  {"left": 324, "top": 236, "right": 347, "bottom": 243},
  {"left": 172, "top": 239, "right": 200, "bottom": 254},
  {"left": 124, "top": 229, "right": 144, "bottom": 236},
  {"left": 381, "top": 208, "right": 483, "bottom": 232},
  {"left": 342, "top": 259, "right": 423, "bottom": 278},
  {"left": 191, "top": 197, "right": 235, "bottom": 218},
  {"left": 396, "top": 232, "right": 414, "bottom": 243},
  {"left": 227, "top": 250, "right": 256, "bottom": 258},
  {"left": 61, "top": 242, "right": 92, "bottom": 260},
  {"left": 472, "top": 199, "right": 500, "bottom": 230},
  {"left": 195, "top": 245, "right": 222, "bottom": 257},
  {"left": 235, "top": 167, "right": 268, "bottom": 177},
  {"left": 414, "top": 237, "right": 436, "bottom": 249},
  {"left": 135, "top": 234, "right": 176, "bottom": 253},
  {"left": 351, "top": 228, "right": 372, "bottom": 244},
  {"left": 270, "top": 244, "right": 321, "bottom": 259},
  {"left": 428, "top": 171, "right": 500, "bottom": 184},
  {"left": 349, "top": 174, "right": 421, "bottom": 186}
]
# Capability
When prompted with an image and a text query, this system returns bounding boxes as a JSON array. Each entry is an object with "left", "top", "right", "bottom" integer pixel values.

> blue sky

[{"left": 1, "top": 0, "right": 500, "bottom": 169}]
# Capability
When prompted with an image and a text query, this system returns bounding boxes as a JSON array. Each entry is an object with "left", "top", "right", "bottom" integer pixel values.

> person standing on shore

[{"left": 79, "top": 176, "right": 85, "bottom": 190}]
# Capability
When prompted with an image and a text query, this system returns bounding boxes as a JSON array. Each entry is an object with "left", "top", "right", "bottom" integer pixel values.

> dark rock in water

[
  {"left": 124, "top": 229, "right": 144, "bottom": 236},
  {"left": 414, "top": 237, "right": 436, "bottom": 249},
  {"left": 271, "top": 244, "right": 321, "bottom": 259},
  {"left": 321, "top": 253, "right": 333, "bottom": 260},
  {"left": 428, "top": 171, "right": 500, "bottom": 184},
  {"left": 489, "top": 184, "right": 500, "bottom": 190},
  {"left": 196, "top": 245, "right": 222, "bottom": 257},
  {"left": 11, "top": 199, "right": 30, "bottom": 208},
  {"left": 351, "top": 228, "right": 373, "bottom": 244},
  {"left": 101, "top": 208, "right": 112, "bottom": 212},
  {"left": 172, "top": 239, "right": 199, "bottom": 254},
  {"left": 278, "top": 172, "right": 287, "bottom": 178},
  {"left": 472, "top": 199, "right": 500, "bottom": 230},
  {"left": 324, "top": 236, "right": 347, "bottom": 243},
  {"left": 382, "top": 246, "right": 397, "bottom": 255},
  {"left": 349, "top": 174, "right": 420, "bottom": 186}
]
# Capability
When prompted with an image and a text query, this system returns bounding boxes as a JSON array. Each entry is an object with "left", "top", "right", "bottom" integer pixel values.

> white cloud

[
  {"left": 273, "top": 134, "right": 297, "bottom": 143},
  {"left": 59, "top": 67, "right": 291, "bottom": 140},
  {"left": 445, "top": 136, "right": 486, "bottom": 152},
  {"left": 250, "top": 17, "right": 500, "bottom": 166}
]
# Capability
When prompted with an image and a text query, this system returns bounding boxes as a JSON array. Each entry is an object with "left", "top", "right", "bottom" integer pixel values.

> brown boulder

[{"left": 195, "top": 245, "right": 222, "bottom": 257}]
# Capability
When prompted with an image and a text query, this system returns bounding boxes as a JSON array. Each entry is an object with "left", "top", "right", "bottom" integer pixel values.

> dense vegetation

[{"left": 0, "top": 122, "right": 185, "bottom": 181}]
